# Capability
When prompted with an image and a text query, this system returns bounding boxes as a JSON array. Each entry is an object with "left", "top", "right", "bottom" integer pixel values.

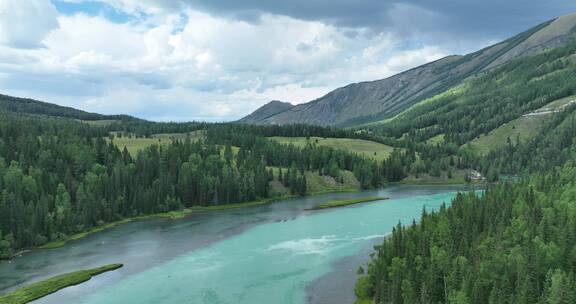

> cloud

[
  {"left": 0, "top": 0, "right": 59, "bottom": 48},
  {"left": 1, "top": 1, "right": 575, "bottom": 121},
  {"left": 95, "top": 0, "right": 576, "bottom": 43}
]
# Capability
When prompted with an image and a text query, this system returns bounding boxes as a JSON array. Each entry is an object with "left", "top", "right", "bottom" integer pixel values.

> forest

[
  {"left": 356, "top": 43, "right": 576, "bottom": 304},
  {"left": 0, "top": 112, "right": 420, "bottom": 258},
  {"left": 358, "top": 162, "right": 576, "bottom": 303}
]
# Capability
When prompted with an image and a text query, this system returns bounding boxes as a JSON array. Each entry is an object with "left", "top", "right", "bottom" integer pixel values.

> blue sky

[
  {"left": 0, "top": 0, "right": 575, "bottom": 121},
  {"left": 53, "top": 1, "right": 134, "bottom": 23}
]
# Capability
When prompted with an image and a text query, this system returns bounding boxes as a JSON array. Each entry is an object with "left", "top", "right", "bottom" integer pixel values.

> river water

[{"left": 0, "top": 185, "right": 471, "bottom": 304}]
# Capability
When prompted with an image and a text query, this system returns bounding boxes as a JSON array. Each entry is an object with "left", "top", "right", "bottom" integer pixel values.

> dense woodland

[
  {"left": 358, "top": 162, "right": 576, "bottom": 303},
  {"left": 357, "top": 43, "right": 576, "bottom": 303},
  {"left": 0, "top": 112, "right": 419, "bottom": 258}
]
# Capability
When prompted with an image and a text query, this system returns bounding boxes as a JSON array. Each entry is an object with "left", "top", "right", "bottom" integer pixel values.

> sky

[{"left": 0, "top": 1, "right": 575, "bottom": 122}]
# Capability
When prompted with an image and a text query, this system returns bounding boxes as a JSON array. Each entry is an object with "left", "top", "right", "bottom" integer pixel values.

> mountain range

[{"left": 239, "top": 13, "right": 576, "bottom": 127}]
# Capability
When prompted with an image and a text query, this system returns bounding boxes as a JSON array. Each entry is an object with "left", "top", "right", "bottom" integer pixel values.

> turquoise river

[{"left": 0, "top": 185, "right": 475, "bottom": 304}]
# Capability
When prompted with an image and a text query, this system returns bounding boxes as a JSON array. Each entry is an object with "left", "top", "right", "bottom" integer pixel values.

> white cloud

[
  {"left": 0, "top": 0, "right": 59, "bottom": 48},
  {"left": 45, "top": 14, "right": 145, "bottom": 63},
  {"left": 0, "top": 4, "right": 462, "bottom": 121},
  {"left": 261, "top": 84, "right": 332, "bottom": 104}
]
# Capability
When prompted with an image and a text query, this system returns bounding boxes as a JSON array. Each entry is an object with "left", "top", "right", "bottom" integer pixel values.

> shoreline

[
  {"left": 6, "top": 189, "right": 363, "bottom": 260},
  {"left": 36, "top": 196, "right": 297, "bottom": 251},
  {"left": 5, "top": 183, "right": 476, "bottom": 260},
  {"left": 305, "top": 197, "right": 388, "bottom": 211},
  {"left": 1, "top": 185, "right": 473, "bottom": 303},
  {"left": 0, "top": 264, "right": 123, "bottom": 304}
]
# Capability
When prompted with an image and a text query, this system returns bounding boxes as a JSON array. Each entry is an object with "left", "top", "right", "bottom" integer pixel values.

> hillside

[
  {"left": 367, "top": 39, "right": 576, "bottom": 149},
  {"left": 269, "top": 136, "right": 396, "bottom": 161},
  {"left": 241, "top": 13, "right": 576, "bottom": 127},
  {"left": 356, "top": 33, "right": 576, "bottom": 304},
  {"left": 0, "top": 93, "right": 135, "bottom": 122},
  {"left": 468, "top": 95, "right": 576, "bottom": 153},
  {"left": 357, "top": 88, "right": 576, "bottom": 303}
]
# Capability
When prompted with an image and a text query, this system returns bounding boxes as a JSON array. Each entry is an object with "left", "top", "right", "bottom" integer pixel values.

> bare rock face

[
  {"left": 487, "top": 13, "right": 576, "bottom": 69},
  {"left": 240, "top": 13, "right": 576, "bottom": 127}
]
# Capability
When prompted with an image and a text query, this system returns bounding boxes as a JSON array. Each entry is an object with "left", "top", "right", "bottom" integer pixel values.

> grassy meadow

[
  {"left": 109, "top": 131, "right": 204, "bottom": 155},
  {"left": 469, "top": 95, "right": 576, "bottom": 154},
  {"left": 269, "top": 136, "right": 396, "bottom": 161},
  {"left": 469, "top": 114, "right": 548, "bottom": 154}
]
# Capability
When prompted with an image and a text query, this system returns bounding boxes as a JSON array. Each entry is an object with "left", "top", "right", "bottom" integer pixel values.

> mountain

[
  {"left": 0, "top": 93, "right": 136, "bottom": 121},
  {"left": 241, "top": 13, "right": 576, "bottom": 127},
  {"left": 238, "top": 100, "right": 293, "bottom": 123},
  {"left": 369, "top": 38, "right": 576, "bottom": 148}
]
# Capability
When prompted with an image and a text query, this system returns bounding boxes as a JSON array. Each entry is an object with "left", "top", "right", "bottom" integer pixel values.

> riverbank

[
  {"left": 24, "top": 190, "right": 360, "bottom": 254},
  {"left": 0, "top": 264, "right": 123, "bottom": 304},
  {"left": 37, "top": 196, "right": 294, "bottom": 251},
  {"left": 354, "top": 276, "right": 372, "bottom": 304},
  {"left": 305, "top": 197, "right": 388, "bottom": 210},
  {"left": 9, "top": 183, "right": 478, "bottom": 258},
  {"left": 0, "top": 186, "right": 466, "bottom": 304},
  {"left": 29, "top": 183, "right": 470, "bottom": 253}
]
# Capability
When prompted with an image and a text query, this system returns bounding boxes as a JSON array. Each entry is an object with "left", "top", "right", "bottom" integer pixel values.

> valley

[
  {"left": 1, "top": 9, "right": 576, "bottom": 304},
  {"left": 0, "top": 186, "right": 466, "bottom": 304}
]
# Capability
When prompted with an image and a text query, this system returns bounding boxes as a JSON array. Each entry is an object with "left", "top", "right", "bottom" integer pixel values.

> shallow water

[{"left": 0, "top": 185, "right": 471, "bottom": 304}]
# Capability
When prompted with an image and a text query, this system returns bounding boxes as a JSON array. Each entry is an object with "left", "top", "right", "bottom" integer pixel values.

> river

[{"left": 0, "top": 185, "right": 472, "bottom": 304}]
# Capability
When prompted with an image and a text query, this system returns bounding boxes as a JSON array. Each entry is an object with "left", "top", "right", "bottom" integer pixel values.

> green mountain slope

[
  {"left": 356, "top": 38, "right": 576, "bottom": 304},
  {"left": 0, "top": 94, "right": 135, "bottom": 122},
  {"left": 468, "top": 95, "right": 576, "bottom": 154},
  {"left": 366, "top": 39, "right": 576, "bottom": 149},
  {"left": 241, "top": 13, "right": 576, "bottom": 127}
]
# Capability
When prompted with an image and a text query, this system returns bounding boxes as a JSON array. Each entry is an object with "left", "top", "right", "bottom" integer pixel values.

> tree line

[
  {"left": 0, "top": 113, "right": 420, "bottom": 258},
  {"left": 359, "top": 162, "right": 576, "bottom": 304}
]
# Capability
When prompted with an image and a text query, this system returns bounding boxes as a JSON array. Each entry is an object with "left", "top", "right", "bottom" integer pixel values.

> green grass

[
  {"left": 469, "top": 95, "right": 576, "bottom": 154},
  {"left": 361, "top": 84, "right": 470, "bottom": 127},
  {"left": 469, "top": 115, "right": 548, "bottom": 154},
  {"left": 306, "top": 197, "right": 388, "bottom": 210},
  {"left": 77, "top": 119, "right": 119, "bottom": 127},
  {"left": 109, "top": 131, "right": 204, "bottom": 155},
  {"left": 0, "top": 264, "right": 123, "bottom": 304},
  {"left": 151, "top": 130, "right": 205, "bottom": 140},
  {"left": 426, "top": 134, "right": 445, "bottom": 145},
  {"left": 530, "top": 94, "right": 576, "bottom": 112},
  {"left": 266, "top": 166, "right": 361, "bottom": 195},
  {"left": 109, "top": 136, "right": 168, "bottom": 155},
  {"left": 305, "top": 170, "right": 360, "bottom": 193},
  {"left": 270, "top": 136, "right": 396, "bottom": 161}
]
